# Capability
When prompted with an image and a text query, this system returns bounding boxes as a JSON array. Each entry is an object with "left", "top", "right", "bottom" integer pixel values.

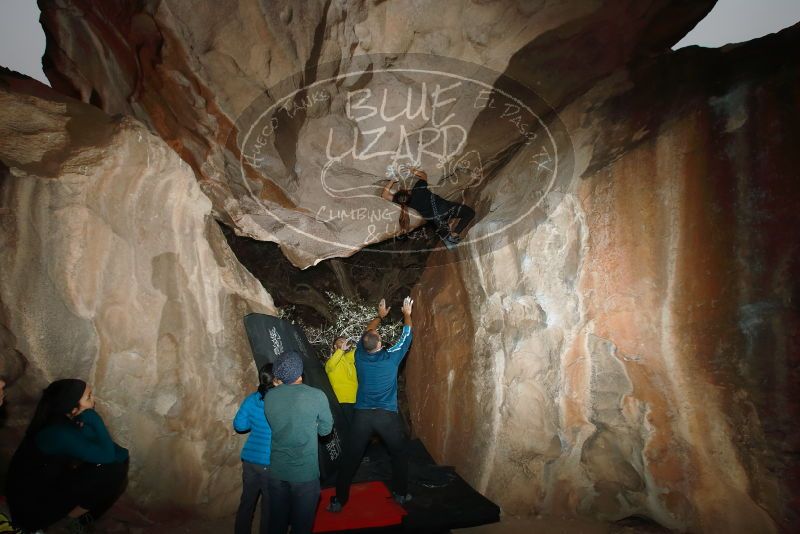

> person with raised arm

[
  {"left": 383, "top": 166, "right": 475, "bottom": 247},
  {"left": 328, "top": 296, "right": 414, "bottom": 512},
  {"left": 324, "top": 336, "right": 358, "bottom": 426}
]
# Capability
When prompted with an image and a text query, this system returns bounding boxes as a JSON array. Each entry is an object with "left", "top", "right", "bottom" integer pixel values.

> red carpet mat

[{"left": 314, "top": 481, "right": 407, "bottom": 533}]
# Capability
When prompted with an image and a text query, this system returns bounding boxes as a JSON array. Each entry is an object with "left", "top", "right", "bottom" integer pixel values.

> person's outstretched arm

[
  {"left": 325, "top": 338, "right": 349, "bottom": 373},
  {"left": 411, "top": 168, "right": 428, "bottom": 182},
  {"left": 381, "top": 180, "right": 397, "bottom": 201},
  {"left": 387, "top": 297, "right": 414, "bottom": 362},
  {"left": 365, "top": 298, "right": 390, "bottom": 333},
  {"left": 402, "top": 296, "right": 413, "bottom": 328}
]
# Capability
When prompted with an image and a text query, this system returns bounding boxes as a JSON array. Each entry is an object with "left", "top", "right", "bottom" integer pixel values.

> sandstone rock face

[
  {"left": 38, "top": 0, "right": 713, "bottom": 268},
  {"left": 0, "top": 71, "right": 276, "bottom": 515},
  {"left": 407, "top": 26, "right": 800, "bottom": 533},
  {"left": 26, "top": 0, "right": 799, "bottom": 531}
]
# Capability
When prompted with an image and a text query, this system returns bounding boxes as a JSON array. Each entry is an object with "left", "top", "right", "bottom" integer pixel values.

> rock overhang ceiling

[{"left": 37, "top": 0, "right": 716, "bottom": 267}]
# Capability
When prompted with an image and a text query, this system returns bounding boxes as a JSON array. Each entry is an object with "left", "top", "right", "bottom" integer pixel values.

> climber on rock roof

[{"left": 382, "top": 165, "right": 475, "bottom": 248}]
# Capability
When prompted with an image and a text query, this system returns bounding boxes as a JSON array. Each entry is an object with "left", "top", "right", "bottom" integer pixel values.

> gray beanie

[{"left": 274, "top": 351, "right": 303, "bottom": 384}]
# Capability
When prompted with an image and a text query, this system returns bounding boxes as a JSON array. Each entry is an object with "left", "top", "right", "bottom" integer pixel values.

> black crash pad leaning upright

[{"left": 243, "top": 313, "right": 347, "bottom": 480}]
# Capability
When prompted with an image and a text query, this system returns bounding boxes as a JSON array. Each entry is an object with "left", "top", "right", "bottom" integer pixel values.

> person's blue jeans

[
  {"left": 267, "top": 477, "right": 320, "bottom": 534},
  {"left": 234, "top": 461, "right": 270, "bottom": 534}
]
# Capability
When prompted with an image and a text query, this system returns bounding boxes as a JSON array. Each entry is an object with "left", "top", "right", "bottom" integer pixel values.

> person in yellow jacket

[{"left": 325, "top": 337, "right": 358, "bottom": 425}]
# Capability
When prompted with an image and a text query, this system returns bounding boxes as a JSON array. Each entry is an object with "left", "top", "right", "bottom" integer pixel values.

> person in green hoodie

[
  {"left": 6, "top": 379, "right": 129, "bottom": 534},
  {"left": 265, "top": 351, "right": 333, "bottom": 534}
]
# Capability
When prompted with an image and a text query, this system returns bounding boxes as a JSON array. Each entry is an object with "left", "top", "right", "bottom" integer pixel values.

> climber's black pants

[{"left": 433, "top": 200, "right": 475, "bottom": 234}]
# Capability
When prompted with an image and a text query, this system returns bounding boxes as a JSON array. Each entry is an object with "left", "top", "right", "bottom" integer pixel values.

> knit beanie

[{"left": 274, "top": 351, "right": 303, "bottom": 384}]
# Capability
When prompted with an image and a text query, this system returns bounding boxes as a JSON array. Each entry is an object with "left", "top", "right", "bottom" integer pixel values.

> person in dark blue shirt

[
  {"left": 7, "top": 379, "right": 129, "bottom": 533},
  {"left": 328, "top": 296, "right": 414, "bottom": 512},
  {"left": 383, "top": 167, "right": 475, "bottom": 246}
]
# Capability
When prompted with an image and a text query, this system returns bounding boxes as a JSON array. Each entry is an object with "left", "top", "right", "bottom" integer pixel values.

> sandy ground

[
  {"left": 3, "top": 496, "right": 671, "bottom": 533},
  {"left": 455, "top": 515, "right": 673, "bottom": 534},
  {"left": 83, "top": 510, "right": 670, "bottom": 534},
  {"left": 455, "top": 516, "right": 612, "bottom": 534}
]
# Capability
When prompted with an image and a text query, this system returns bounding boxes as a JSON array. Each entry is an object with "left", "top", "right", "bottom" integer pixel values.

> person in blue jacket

[
  {"left": 233, "top": 363, "right": 275, "bottom": 534},
  {"left": 6, "top": 379, "right": 129, "bottom": 533}
]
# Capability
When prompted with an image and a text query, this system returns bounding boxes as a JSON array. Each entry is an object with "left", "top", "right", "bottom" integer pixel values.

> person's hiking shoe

[
  {"left": 442, "top": 234, "right": 461, "bottom": 249},
  {"left": 327, "top": 496, "right": 343, "bottom": 513},
  {"left": 392, "top": 492, "right": 413, "bottom": 505}
]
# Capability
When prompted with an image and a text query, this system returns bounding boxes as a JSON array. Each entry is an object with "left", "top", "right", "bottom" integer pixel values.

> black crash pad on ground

[{"left": 331, "top": 439, "right": 500, "bottom": 533}]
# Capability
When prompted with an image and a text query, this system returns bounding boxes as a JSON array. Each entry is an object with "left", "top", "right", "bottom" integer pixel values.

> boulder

[
  {"left": 37, "top": 0, "right": 714, "bottom": 267},
  {"left": 23, "top": 1, "right": 800, "bottom": 531},
  {"left": 0, "top": 69, "right": 276, "bottom": 515},
  {"left": 407, "top": 25, "right": 800, "bottom": 533}
]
